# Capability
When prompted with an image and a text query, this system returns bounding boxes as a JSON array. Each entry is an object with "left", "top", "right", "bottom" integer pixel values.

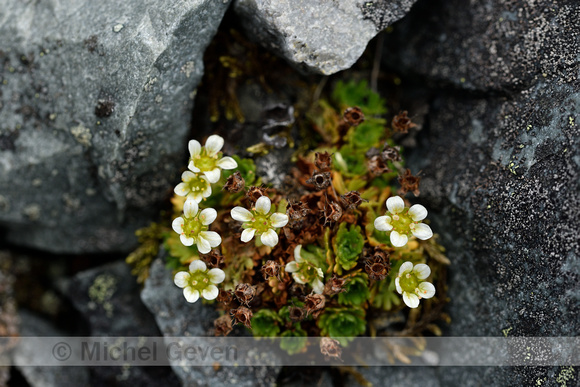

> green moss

[
  {"left": 338, "top": 273, "right": 370, "bottom": 306},
  {"left": 318, "top": 307, "right": 366, "bottom": 347},
  {"left": 251, "top": 309, "right": 283, "bottom": 337},
  {"left": 334, "top": 223, "right": 365, "bottom": 271}
]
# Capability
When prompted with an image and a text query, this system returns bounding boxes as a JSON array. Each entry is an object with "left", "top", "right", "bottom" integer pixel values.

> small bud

[
  {"left": 320, "top": 337, "right": 342, "bottom": 361},
  {"left": 314, "top": 152, "right": 333, "bottom": 172},
  {"left": 398, "top": 169, "right": 421, "bottom": 196},
  {"left": 392, "top": 111, "right": 417, "bottom": 133},
  {"left": 234, "top": 283, "right": 256, "bottom": 306},
  {"left": 214, "top": 315, "right": 233, "bottom": 337},
  {"left": 223, "top": 171, "right": 245, "bottom": 193},
  {"left": 381, "top": 145, "right": 402, "bottom": 162},
  {"left": 231, "top": 306, "right": 253, "bottom": 330},
  {"left": 306, "top": 172, "right": 332, "bottom": 191},
  {"left": 288, "top": 306, "right": 306, "bottom": 322},
  {"left": 261, "top": 260, "right": 281, "bottom": 280},
  {"left": 340, "top": 191, "right": 365, "bottom": 210},
  {"left": 367, "top": 155, "right": 390, "bottom": 176},
  {"left": 343, "top": 107, "right": 364, "bottom": 126},
  {"left": 304, "top": 294, "right": 326, "bottom": 318},
  {"left": 323, "top": 276, "right": 347, "bottom": 296}
]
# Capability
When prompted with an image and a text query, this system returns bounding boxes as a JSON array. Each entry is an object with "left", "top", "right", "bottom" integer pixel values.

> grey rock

[
  {"left": 233, "top": 0, "right": 418, "bottom": 75},
  {"left": 141, "top": 257, "right": 281, "bottom": 387},
  {"left": 0, "top": 0, "right": 231, "bottom": 253},
  {"left": 13, "top": 310, "right": 90, "bottom": 387}
]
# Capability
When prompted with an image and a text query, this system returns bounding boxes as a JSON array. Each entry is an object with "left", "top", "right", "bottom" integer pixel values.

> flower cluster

[
  {"left": 188, "top": 134, "right": 237, "bottom": 183},
  {"left": 171, "top": 200, "right": 221, "bottom": 253},
  {"left": 395, "top": 261, "right": 436, "bottom": 308},
  {"left": 174, "top": 260, "right": 226, "bottom": 303},
  {"left": 285, "top": 245, "right": 325, "bottom": 294},
  {"left": 374, "top": 196, "right": 433, "bottom": 247},
  {"left": 231, "top": 196, "right": 288, "bottom": 247}
]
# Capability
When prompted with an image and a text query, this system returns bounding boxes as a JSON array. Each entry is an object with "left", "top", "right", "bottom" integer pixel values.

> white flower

[
  {"left": 174, "top": 260, "right": 226, "bottom": 303},
  {"left": 395, "top": 261, "right": 436, "bottom": 308},
  {"left": 174, "top": 171, "right": 212, "bottom": 203},
  {"left": 188, "top": 134, "right": 237, "bottom": 183},
  {"left": 374, "top": 196, "right": 433, "bottom": 247},
  {"left": 230, "top": 196, "right": 288, "bottom": 247},
  {"left": 285, "top": 245, "right": 324, "bottom": 294},
  {"left": 172, "top": 199, "right": 221, "bottom": 253}
]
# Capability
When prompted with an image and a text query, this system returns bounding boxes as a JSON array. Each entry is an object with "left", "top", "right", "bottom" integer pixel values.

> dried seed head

[
  {"left": 314, "top": 151, "right": 333, "bottom": 172},
  {"left": 223, "top": 171, "right": 245, "bottom": 193},
  {"left": 381, "top": 145, "right": 402, "bottom": 162},
  {"left": 304, "top": 294, "right": 326, "bottom": 318},
  {"left": 343, "top": 107, "right": 365, "bottom": 126},
  {"left": 234, "top": 283, "right": 256, "bottom": 306},
  {"left": 398, "top": 169, "right": 421, "bottom": 196},
  {"left": 204, "top": 249, "right": 224, "bottom": 269},
  {"left": 231, "top": 306, "right": 253, "bottom": 330},
  {"left": 340, "top": 191, "right": 365, "bottom": 210},
  {"left": 306, "top": 171, "right": 332, "bottom": 191},
  {"left": 261, "top": 260, "right": 281, "bottom": 280},
  {"left": 323, "top": 200, "right": 342, "bottom": 224},
  {"left": 320, "top": 337, "right": 342, "bottom": 361},
  {"left": 365, "top": 147, "right": 381, "bottom": 159},
  {"left": 364, "top": 247, "right": 391, "bottom": 281},
  {"left": 246, "top": 186, "right": 268, "bottom": 204},
  {"left": 392, "top": 111, "right": 417, "bottom": 133},
  {"left": 216, "top": 289, "right": 234, "bottom": 306},
  {"left": 367, "top": 155, "right": 390, "bottom": 176},
  {"left": 287, "top": 201, "right": 310, "bottom": 220},
  {"left": 214, "top": 315, "right": 233, "bottom": 337},
  {"left": 323, "top": 276, "right": 347, "bottom": 296},
  {"left": 288, "top": 306, "right": 306, "bottom": 322}
]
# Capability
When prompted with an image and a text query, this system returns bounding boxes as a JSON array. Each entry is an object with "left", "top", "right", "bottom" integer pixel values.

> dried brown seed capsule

[
  {"left": 340, "top": 191, "right": 365, "bottom": 210},
  {"left": 216, "top": 289, "right": 234, "bottom": 306},
  {"left": 323, "top": 200, "right": 342, "bottom": 224},
  {"left": 306, "top": 171, "right": 332, "bottom": 191},
  {"left": 364, "top": 247, "right": 391, "bottom": 281},
  {"left": 344, "top": 107, "right": 365, "bottom": 126},
  {"left": 287, "top": 201, "right": 310, "bottom": 220},
  {"left": 288, "top": 306, "right": 306, "bottom": 322},
  {"left": 304, "top": 294, "right": 326, "bottom": 318},
  {"left": 381, "top": 145, "right": 402, "bottom": 162},
  {"left": 314, "top": 151, "right": 333, "bottom": 172},
  {"left": 223, "top": 171, "right": 245, "bottom": 193},
  {"left": 246, "top": 186, "right": 268, "bottom": 204},
  {"left": 261, "top": 260, "right": 281, "bottom": 280},
  {"left": 320, "top": 337, "right": 342, "bottom": 361},
  {"left": 398, "top": 168, "right": 421, "bottom": 196},
  {"left": 234, "top": 283, "right": 256, "bottom": 305},
  {"left": 231, "top": 306, "right": 253, "bottom": 330},
  {"left": 391, "top": 111, "right": 417, "bottom": 133},
  {"left": 204, "top": 249, "right": 224, "bottom": 269},
  {"left": 366, "top": 262, "right": 390, "bottom": 281},
  {"left": 367, "top": 155, "right": 390, "bottom": 176},
  {"left": 323, "top": 276, "right": 347, "bottom": 296},
  {"left": 214, "top": 315, "right": 233, "bottom": 337}
]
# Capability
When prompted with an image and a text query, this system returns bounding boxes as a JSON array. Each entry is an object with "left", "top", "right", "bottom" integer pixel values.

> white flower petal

[
  {"left": 231, "top": 207, "right": 253, "bottom": 222},
  {"left": 183, "top": 199, "right": 199, "bottom": 218},
  {"left": 417, "top": 282, "right": 436, "bottom": 299},
  {"left": 182, "top": 170, "right": 196, "bottom": 182},
  {"left": 183, "top": 287, "right": 200, "bottom": 303},
  {"left": 412, "top": 263, "right": 431, "bottom": 280},
  {"left": 188, "top": 140, "right": 201, "bottom": 157},
  {"left": 199, "top": 208, "right": 217, "bottom": 225},
  {"left": 408, "top": 204, "right": 428, "bottom": 221},
  {"left": 390, "top": 230, "right": 408, "bottom": 247},
  {"left": 208, "top": 268, "right": 225, "bottom": 284},
  {"left": 205, "top": 135, "right": 224, "bottom": 156},
  {"left": 412, "top": 223, "right": 433, "bottom": 240},
  {"left": 292, "top": 273, "right": 307, "bottom": 284},
  {"left": 374, "top": 215, "right": 393, "bottom": 231},
  {"left": 180, "top": 235, "right": 194, "bottom": 246},
  {"left": 294, "top": 245, "right": 304, "bottom": 262},
  {"left": 202, "top": 285, "right": 219, "bottom": 300},
  {"left": 172, "top": 217, "right": 184, "bottom": 234},
  {"left": 189, "top": 260, "right": 207, "bottom": 273},
  {"left": 241, "top": 228, "right": 256, "bottom": 243},
  {"left": 285, "top": 262, "right": 299, "bottom": 273},
  {"left": 311, "top": 278, "right": 324, "bottom": 294},
  {"left": 216, "top": 156, "right": 237, "bottom": 170},
  {"left": 187, "top": 192, "right": 203, "bottom": 203},
  {"left": 399, "top": 261, "right": 414, "bottom": 276},
  {"left": 315, "top": 267, "right": 324, "bottom": 278},
  {"left": 200, "top": 231, "right": 221, "bottom": 248},
  {"left": 204, "top": 168, "right": 221, "bottom": 184},
  {"left": 173, "top": 272, "right": 190, "bottom": 288},
  {"left": 403, "top": 291, "right": 420, "bottom": 308},
  {"left": 188, "top": 160, "right": 200, "bottom": 173},
  {"left": 260, "top": 229, "right": 278, "bottom": 247},
  {"left": 386, "top": 196, "right": 405, "bottom": 214},
  {"left": 395, "top": 277, "right": 402, "bottom": 294},
  {"left": 197, "top": 235, "right": 211, "bottom": 254},
  {"left": 270, "top": 213, "right": 288, "bottom": 228},
  {"left": 255, "top": 196, "right": 271, "bottom": 215},
  {"left": 174, "top": 182, "right": 189, "bottom": 196},
  {"left": 203, "top": 185, "right": 212, "bottom": 198}
]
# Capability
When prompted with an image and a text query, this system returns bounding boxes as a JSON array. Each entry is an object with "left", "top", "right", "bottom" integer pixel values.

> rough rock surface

[
  {"left": 377, "top": 0, "right": 579, "bottom": 385},
  {"left": 233, "top": 0, "right": 418, "bottom": 75},
  {"left": 141, "top": 256, "right": 281, "bottom": 387},
  {"left": 0, "top": 0, "right": 231, "bottom": 253}
]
